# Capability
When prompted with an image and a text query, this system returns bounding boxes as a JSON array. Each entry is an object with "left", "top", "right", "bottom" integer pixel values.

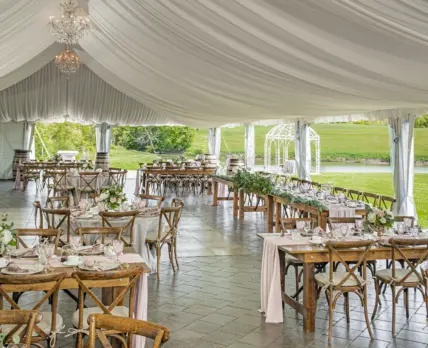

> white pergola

[{"left": 264, "top": 124, "right": 320, "bottom": 174}]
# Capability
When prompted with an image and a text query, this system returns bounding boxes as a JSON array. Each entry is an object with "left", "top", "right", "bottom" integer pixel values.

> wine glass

[
  {"left": 112, "top": 239, "right": 124, "bottom": 263},
  {"left": 355, "top": 219, "right": 364, "bottom": 235},
  {"left": 396, "top": 223, "right": 405, "bottom": 236},
  {"left": 44, "top": 243, "right": 55, "bottom": 263},
  {"left": 403, "top": 218, "right": 412, "bottom": 233},
  {"left": 339, "top": 224, "right": 348, "bottom": 240},
  {"left": 296, "top": 220, "right": 305, "bottom": 233}
]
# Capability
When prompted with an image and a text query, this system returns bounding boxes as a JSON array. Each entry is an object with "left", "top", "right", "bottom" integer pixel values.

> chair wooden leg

[
  {"left": 392, "top": 284, "right": 396, "bottom": 336},
  {"left": 344, "top": 292, "right": 350, "bottom": 324},
  {"left": 371, "top": 280, "right": 381, "bottom": 321},
  {"left": 404, "top": 288, "right": 409, "bottom": 319},
  {"left": 174, "top": 237, "right": 179, "bottom": 270},
  {"left": 294, "top": 266, "right": 299, "bottom": 301},
  {"left": 328, "top": 288, "right": 334, "bottom": 342},
  {"left": 167, "top": 242, "right": 176, "bottom": 272},
  {"left": 156, "top": 245, "right": 161, "bottom": 281},
  {"left": 362, "top": 287, "right": 374, "bottom": 340}
]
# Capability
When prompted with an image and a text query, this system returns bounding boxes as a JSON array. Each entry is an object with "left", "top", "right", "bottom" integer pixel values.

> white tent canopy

[{"left": 1, "top": 0, "right": 428, "bottom": 127}]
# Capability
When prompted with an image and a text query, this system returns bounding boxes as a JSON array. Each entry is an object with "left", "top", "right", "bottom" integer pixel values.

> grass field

[
  {"left": 188, "top": 124, "right": 428, "bottom": 161},
  {"left": 109, "top": 147, "right": 160, "bottom": 169},
  {"left": 312, "top": 173, "right": 427, "bottom": 227}
]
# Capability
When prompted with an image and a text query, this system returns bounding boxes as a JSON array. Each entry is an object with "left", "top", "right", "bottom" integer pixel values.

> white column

[
  {"left": 95, "top": 122, "right": 112, "bottom": 153},
  {"left": 294, "top": 119, "right": 311, "bottom": 181},
  {"left": 389, "top": 114, "right": 417, "bottom": 218},
  {"left": 208, "top": 127, "right": 221, "bottom": 159},
  {"left": 244, "top": 124, "right": 255, "bottom": 168}
]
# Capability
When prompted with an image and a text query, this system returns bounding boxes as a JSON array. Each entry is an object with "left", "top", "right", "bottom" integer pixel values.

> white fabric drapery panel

[
  {"left": 95, "top": 122, "right": 112, "bottom": 153},
  {"left": 388, "top": 114, "right": 417, "bottom": 219},
  {"left": 23, "top": 122, "right": 35, "bottom": 152},
  {"left": 0, "top": 123, "right": 25, "bottom": 179},
  {"left": 2, "top": 1, "right": 428, "bottom": 126},
  {"left": 245, "top": 124, "right": 256, "bottom": 168},
  {"left": 0, "top": 61, "right": 168, "bottom": 125},
  {"left": 294, "top": 120, "right": 311, "bottom": 181},
  {"left": 208, "top": 128, "right": 221, "bottom": 159}
]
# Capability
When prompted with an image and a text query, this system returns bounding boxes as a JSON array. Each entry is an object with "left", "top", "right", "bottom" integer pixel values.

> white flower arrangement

[
  {"left": 99, "top": 185, "right": 127, "bottom": 210},
  {"left": 81, "top": 161, "right": 94, "bottom": 170},
  {"left": 365, "top": 205, "right": 394, "bottom": 229},
  {"left": 0, "top": 214, "right": 16, "bottom": 256}
]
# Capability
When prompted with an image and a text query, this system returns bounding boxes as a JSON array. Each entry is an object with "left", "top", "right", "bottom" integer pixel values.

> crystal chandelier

[
  {"left": 54, "top": 46, "right": 81, "bottom": 75},
  {"left": 49, "top": 0, "right": 90, "bottom": 45}
]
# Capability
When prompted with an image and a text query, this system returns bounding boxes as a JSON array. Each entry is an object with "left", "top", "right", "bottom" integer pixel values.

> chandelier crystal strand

[
  {"left": 49, "top": 0, "right": 90, "bottom": 45},
  {"left": 54, "top": 46, "right": 81, "bottom": 75}
]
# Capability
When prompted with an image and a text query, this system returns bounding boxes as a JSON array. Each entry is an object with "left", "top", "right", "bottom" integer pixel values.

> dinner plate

[
  {"left": 1, "top": 263, "right": 44, "bottom": 275},
  {"left": 63, "top": 260, "right": 83, "bottom": 267},
  {"left": 309, "top": 240, "right": 324, "bottom": 245},
  {"left": 78, "top": 262, "right": 119, "bottom": 272}
]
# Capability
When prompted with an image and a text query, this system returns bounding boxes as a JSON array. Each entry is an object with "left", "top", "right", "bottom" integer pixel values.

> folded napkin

[
  {"left": 78, "top": 244, "right": 102, "bottom": 253},
  {"left": 139, "top": 207, "right": 160, "bottom": 216},
  {"left": 5, "top": 263, "right": 30, "bottom": 273},
  {"left": 14, "top": 248, "right": 37, "bottom": 258}
]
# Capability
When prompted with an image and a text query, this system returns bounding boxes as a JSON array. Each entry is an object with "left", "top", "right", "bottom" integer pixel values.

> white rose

[
  {"left": 367, "top": 213, "right": 376, "bottom": 223},
  {"left": 110, "top": 197, "right": 117, "bottom": 203},
  {"left": 99, "top": 193, "right": 108, "bottom": 201},
  {"left": 1, "top": 229, "right": 13, "bottom": 245},
  {"left": 380, "top": 217, "right": 386, "bottom": 224}
]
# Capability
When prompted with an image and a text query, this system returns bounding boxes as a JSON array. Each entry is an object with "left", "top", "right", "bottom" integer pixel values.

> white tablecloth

[
  {"left": 75, "top": 215, "right": 158, "bottom": 272},
  {"left": 67, "top": 173, "right": 109, "bottom": 191},
  {"left": 260, "top": 234, "right": 311, "bottom": 323}
]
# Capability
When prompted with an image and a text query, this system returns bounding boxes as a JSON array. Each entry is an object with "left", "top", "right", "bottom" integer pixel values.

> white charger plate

[
  {"left": 1, "top": 263, "right": 44, "bottom": 275},
  {"left": 78, "top": 262, "right": 119, "bottom": 272}
]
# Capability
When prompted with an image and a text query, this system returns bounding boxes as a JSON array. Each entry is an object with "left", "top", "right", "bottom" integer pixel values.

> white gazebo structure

[{"left": 264, "top": 124, "right": 320, "bottom": 174}]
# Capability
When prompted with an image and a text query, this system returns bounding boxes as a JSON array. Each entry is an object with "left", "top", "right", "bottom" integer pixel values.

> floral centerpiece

[
  {"left": 366, "top": 205, "right": 394, "bottom": 237},
  {"left": 81, "top": 161, "right": 94, "bottom": 170},
  {"left": 99, "top": 185, "right": 127, "bottom": 210},
  {"left": 0, "top": 214, "right": 16, "bottom": 256}
]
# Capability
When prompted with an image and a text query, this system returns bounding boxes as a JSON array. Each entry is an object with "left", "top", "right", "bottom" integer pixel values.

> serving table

[{"left": 211, "top": 176, "right": 238, "bottom": 213}]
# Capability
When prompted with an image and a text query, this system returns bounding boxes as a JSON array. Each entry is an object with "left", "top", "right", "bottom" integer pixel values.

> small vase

[{"left": 374, "top": 226, "right": 386, "bottom": 238}]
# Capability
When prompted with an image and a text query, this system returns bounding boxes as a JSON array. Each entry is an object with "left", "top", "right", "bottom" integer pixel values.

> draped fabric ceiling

[{"left": 1, "top": 0, "right": 428, "bottom": 127}]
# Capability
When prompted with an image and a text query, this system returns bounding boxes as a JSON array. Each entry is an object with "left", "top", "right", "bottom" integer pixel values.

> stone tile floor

[{"left": 0, "top": 179, "right": 427, "bottom": 347}]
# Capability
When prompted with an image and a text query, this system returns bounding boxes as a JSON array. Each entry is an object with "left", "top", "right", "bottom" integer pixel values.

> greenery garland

[{"left": 213, "top": 172, "right": 328, "bottom": 211}]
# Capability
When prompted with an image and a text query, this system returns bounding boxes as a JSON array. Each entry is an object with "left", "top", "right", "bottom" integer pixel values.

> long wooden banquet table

[{"left": 272, "top": 239, "right": 427, "bottom": 333}]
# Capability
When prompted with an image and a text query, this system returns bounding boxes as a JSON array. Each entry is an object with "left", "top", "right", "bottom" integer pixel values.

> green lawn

[
  {"left": 187, "top": 124, "right": 428, "bottom": 161},
  {"left": 311, "top": 173, "right": 428, "bottom": 227},
  {"left": 109, "top": 147, "right": 161, "bottom": 169}
]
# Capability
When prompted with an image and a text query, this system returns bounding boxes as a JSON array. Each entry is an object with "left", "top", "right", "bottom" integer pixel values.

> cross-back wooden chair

[
  {"left": 0, "top": 310, "right": 40, "bottom": 347},
  {"left": 87, "top": 314, "right": 170, "bottom": 348},
  {"left": 15, "top": 228, "right": 61, "bottom": 250},
  {"left": 41, "top": 207, "right": 71, "bottom": 243},
  {"left": 78, "top": 172, "right": 99, "bottom": 199},
  {"left": 76, "top": 227, "right": 122, "bottom": 246},
  {"left": 332, "top": 186, "right": 347, "bottom": 196},
  {"left": 137, "top": 194, "right": 165, "bottom": 208},
  {"left": 378, "top": 195, "right": 396, "bottom": 210},
  {"left": 327, "top": 218, "right": 376, "bottom": 276},
  {"left": 0, "top": 272, "right": 66, "bottom": 348},
  {"left": 108, "top": 170, "right": 127, "bottom": 188},
  {"left": 171, "top": 198, "right": 184, "bottom": 223},
  {"left": 393, "top": 215, "right": 415, "bottom": 226},
  {"left": 315, "top": 240, "right": 374, "bottom": 342},
  {"left": 46, "top": 195, "right": 70, "bottom": 209},
  {"left": 22, "top": 165, "right": 42, "bottom": 191},
  {"left": 71, "top": 267, "right": 144, "bottom": 348},
  {"left": 99, "top": 211, "right": 138, "bottom": 246},
  {"left": 311, "top": 181, "right": 321, "bottom": 190},
  {"left": 146, "top": 205, "right": 183, "bottom": 280},
  {"left": 48, "top": 169, "right": 75, "bottom": 198},
  {"left": 346, "top": 189, "right": 362, "bottom": 201},
  {"left": 372, "top": 238, "right": 428, "bottom": 335},
  {"left": 361, "top": 192, "right": 379, "bottom": 207}
]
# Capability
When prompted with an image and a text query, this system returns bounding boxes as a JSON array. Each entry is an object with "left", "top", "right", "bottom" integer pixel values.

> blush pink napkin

[{"left": 260, "top": 236, "right": 310, "bottom": 323}]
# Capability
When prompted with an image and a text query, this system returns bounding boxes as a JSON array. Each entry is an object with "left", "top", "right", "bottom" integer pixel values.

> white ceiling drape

[{"left": 2, "top": 0, "right": 428, "bottom": 126}]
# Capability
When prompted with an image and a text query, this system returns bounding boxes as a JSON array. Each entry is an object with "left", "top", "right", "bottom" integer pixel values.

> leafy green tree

[
  {"left": 112, "top": 126, "right": 195, "bottom": 153},
  {"left": 35, "top": 122, "right": 96, "bottom": 159},
  {"left": 415, "top": 114, "right": 428, "bottom": 128}
]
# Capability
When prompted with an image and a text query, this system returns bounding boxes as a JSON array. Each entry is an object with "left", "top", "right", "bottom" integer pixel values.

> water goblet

[
  {"left": 403, "top": 218, "right": 412, "bottom": 233},
  {"left": 339, "top": 224, "right": 348, "bottom": 240},
  {"left": 112, "top": 239, "right": 124, "bottom": 263},
  {"left": 296, "top": 220, "right": 305, "bottom": 233},
  {"left": 396, "top": 223, "right": 405, "bottom": 236},
  {"left": 70, "top": 235, "right": 82, "bottom": 254},
  {"left": 355, "top": 219, "right": 364, "bottom": 235}
]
